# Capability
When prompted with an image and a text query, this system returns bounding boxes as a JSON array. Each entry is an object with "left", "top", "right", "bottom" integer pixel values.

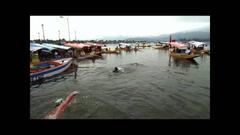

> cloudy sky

[{"left": 30, "top": 16, "right": 210, "bottom": 40}]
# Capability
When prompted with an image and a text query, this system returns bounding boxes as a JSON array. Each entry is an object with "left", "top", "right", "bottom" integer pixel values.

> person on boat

[
  {"left": 185, "top": 47, "right": 191, "bottom": 55},
  {"left": 176, "top": 48, "right": 179, "bottom": 53},
  {"left": 54, "top": 51, "right": 58, "bottom": 59}
]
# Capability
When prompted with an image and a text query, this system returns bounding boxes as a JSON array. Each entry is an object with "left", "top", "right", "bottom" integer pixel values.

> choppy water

[{"left": 30, "top": 45, "right": 210, "bottom": 119}]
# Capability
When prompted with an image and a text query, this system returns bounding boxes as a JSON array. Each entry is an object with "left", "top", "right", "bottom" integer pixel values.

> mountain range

[
  {"left": 126, "top": 31, "right": 210, "bottom": 41},
  {"left": 101, "top": 26, "right": 210, "bottom": 41}
]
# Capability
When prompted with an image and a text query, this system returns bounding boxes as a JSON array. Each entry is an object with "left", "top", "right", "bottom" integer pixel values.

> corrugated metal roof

[
  {"left": 30, "top": 43, "right": 46, "bottom": 52},
  {"left": 188, "top": 41, "right": 207, "bottom": 47},
  {"left": 31, "top": 43, "right": 56, "bottom": 51},
  {"left": 30, "top": 45, "right": 43, "bottom": 52},
  {"left": 42, "top": 43, "right": 71, "bottom": 50}
]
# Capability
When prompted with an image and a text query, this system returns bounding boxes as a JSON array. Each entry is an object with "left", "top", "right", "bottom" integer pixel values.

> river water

[{"left": 30, "top": 44, "right": 210, "bottom": 119}]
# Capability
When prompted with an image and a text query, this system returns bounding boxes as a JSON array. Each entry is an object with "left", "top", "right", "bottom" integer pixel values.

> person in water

[
  {"left": 113, "top": 67, "right": 124, "bottom": 73},
  {"left": 113, "top": 67, "right": 120, "bottom": 72}
]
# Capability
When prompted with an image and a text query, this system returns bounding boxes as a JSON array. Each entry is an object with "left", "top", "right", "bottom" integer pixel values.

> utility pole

[
  {"left": 75, "top": 31, "right": 76, "bottom": 41},
  {"left": 67, "top": 18, "right": 70, "bottom": 41},
  {"left": 41, "top": 24, "right": 45, "bottom": 41},
  {"left": 38, "top": 32, "right": 40, "bottom": 40},
  {"left": 58, "top": 30, "right": 60, "bottom": 41},
  {"left": 60, "top": 16, "right": 71, "bottom": 41}
]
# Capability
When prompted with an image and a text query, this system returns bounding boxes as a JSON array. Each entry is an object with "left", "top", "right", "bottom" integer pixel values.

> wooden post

[{"left": 73, "top": 58, "right": 78, "bottom": 79}]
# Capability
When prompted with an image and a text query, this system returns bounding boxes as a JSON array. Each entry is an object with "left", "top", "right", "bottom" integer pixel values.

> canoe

[
  {"left": 30, "top": 58, "right": 72, "bottom": 82},
  {"left": 152, "top": 46, "right": 169, "bottom": 49},
  {"left": 77, "top": 54, "right": 102, "bottom": 60},
  {"left": 170, "top": 52, "right": 200, "bottom": 59},
  {"left": 102, "top": 50, "right": 121, "bottom": 54}
]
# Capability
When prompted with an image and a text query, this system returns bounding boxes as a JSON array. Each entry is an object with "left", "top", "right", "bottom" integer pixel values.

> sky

[{"left": 30, "top": 16, "right": 210, "bottom": 40}]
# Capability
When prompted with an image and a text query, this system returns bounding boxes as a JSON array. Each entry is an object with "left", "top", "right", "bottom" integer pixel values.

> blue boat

[{"left": 30, "top": 58, "right": 72, "bottom": 82}]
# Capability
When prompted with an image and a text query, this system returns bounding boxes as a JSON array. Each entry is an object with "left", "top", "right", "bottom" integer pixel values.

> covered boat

[
  {"left": 188, "top": 41, "right": 210, "bottom": 54},
  {"left": 169, "top": 41, "right": 200, "bottom": 59},
  {"left": 30, "top": 58, "right": 72, "bottom": 82},
  {"left": 152, "top": 42, "right": 169, "bottom": 49}
]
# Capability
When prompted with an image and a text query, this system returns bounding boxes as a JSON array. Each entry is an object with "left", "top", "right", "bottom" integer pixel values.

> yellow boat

[
  {"left": 102, "top": 50, "right": 120, "bottom": 54},
  {"left": 170, "top": 52, "right": 200, "bottom": 59},
  {"left": 152, "top": 46, "right": 169, "bottom": 49}
]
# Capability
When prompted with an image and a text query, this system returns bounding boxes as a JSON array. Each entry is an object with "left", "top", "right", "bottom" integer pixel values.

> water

[{"left": 30, "top": 45, "right": 210, "bottom": 119}]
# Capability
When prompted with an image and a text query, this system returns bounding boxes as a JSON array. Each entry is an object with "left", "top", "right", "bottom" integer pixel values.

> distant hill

[{"left": 126, "top": 31, "right": 210, "bottom": 42}]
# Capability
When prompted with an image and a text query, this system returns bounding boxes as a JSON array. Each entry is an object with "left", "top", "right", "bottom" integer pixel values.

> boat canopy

[
  {"left": 31, "top": 43, "right": 56, "bottom": 51},
  {"left": 64, "top": 43, "right": 92, "bottom": 49},
  {"left": 169, "top": 41, "right": 187, "bottom": 49},
  {"left": 30, "top": 43, "right": 44, "bottom": 52},
  {"left": 42, "top": 43, "right": 71, "bottom": 50},
  {"left": 64, "top": 42, "right": 103, "bottom": 49},
  {"left": 85, "top": 42, "right": 104, "bottom": 47},
  {"left": 188, "top": 41, "right": 207, "bottom": 47}
]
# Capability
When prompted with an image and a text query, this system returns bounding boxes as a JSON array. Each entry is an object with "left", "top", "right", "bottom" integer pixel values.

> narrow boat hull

[
  {"left": 30, "top": 58, "right": 72, "bottom": 82},
  {"left": 170, "top": 53, "right": 200, "bottom": 59},
  {"left": 77, "top": 55, "right": 102, "bottom": 60}
]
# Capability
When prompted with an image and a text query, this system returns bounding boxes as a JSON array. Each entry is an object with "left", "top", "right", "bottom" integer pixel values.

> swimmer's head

[{"left": 113, "top": 67, "right": 119, "bottom": 72}]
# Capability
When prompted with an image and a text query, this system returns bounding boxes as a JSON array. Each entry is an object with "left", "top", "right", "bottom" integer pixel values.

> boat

[
  {"left": 153, "top": 42, "right": 170, "bottom": 49},
  {"left": 102, "top": 47, "right": 121, "bottom": 54},
  {"left": 187, "top": 41, "right": 210, "bottom": 54},
  {"left": 30, "top": 58, "right": 72, "bottom": 82},
  {"left": 152, "top": 45, "right": 169, "bottom": 49},
  {"left": 103, "top": 50, "right": 121, "bottom": 54},
  {"left": 45, "top": 91, "right": 79, "bottom": 119},
  {"left": 77, "top": 54, "right": 102, "bottom": 60},
  {"left": 169, "top": 41, "right": 200, "bottom": 59},
  {"left": 170, "top": 52, "right": 200, "bottom": 59},
  {"left": 120, "top": 47, "right": 133, "bottom": 51}
]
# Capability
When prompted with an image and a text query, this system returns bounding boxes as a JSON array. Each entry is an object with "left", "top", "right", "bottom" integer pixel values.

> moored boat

[
  {"left": 169, "top": 52, "right": 200, "bottom": 59},
  {"left": 187, "top": 41, "right": 210, "bottom": 54},
  {"left": 30, "top": 58, "right": 72, "bottom": 82},
  {"left": 77, "top": 54, "right": 102, "bottom": 60},
  {"left": 169, "top": 41, "right": 200, "bottom": 59}
]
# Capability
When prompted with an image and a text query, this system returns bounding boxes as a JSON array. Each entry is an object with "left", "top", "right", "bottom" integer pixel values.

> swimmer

[
  {"left": 113, "top": 67, "right": 124, "bottom": 73},
  {"left": 113, "top": 67, "right": 119, "bottom": 72}
]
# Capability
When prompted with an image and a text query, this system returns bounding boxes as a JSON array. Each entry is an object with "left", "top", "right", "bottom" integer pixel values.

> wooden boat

[
  {"left": 30, "top": 58, "right": 72, "bottom": 82},
  {"left": 77, "top": 54, "right": 102, "bottom": 60},
  {"left": 102, "top": 50, "right": 121, "bottom": 54},
  {"left": 170, "top": 52, "right": 200, "bottom": 59},
  {"left": 169, "top": 41, "right": 200, "bottom": 59},
  {"left": 188, "top": 41, "right": 210, "bottom": 54},
  {"left": 191, "top": 49, "right": 210, "bottom": 54},
  {"left": 152, "top": 45, "right": 169, "bottom": 49}
]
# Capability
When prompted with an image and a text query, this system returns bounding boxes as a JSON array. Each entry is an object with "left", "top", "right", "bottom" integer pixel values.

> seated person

[{"left": 185, "top": 47, "right": 191, "bottom": 55}]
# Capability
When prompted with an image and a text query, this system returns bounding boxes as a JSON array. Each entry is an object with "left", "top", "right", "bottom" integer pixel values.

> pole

[
  {"left": 67, "top": 18, "right": 70, "bottom": 41},
  {"left": 58, "top": 30, "right": 60, "bottom": 41},
  {"left": 73, "top": 58, "right": 78, "bottom": 79},
  {"left": 38, "top": 32, "right": 40, "bottom": 40},
  {"left": 75, "top": 31, "right": 76, "bottom": 41},
  {"left": 41, "top": 24, "right": 45, "bottom": 41}
]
